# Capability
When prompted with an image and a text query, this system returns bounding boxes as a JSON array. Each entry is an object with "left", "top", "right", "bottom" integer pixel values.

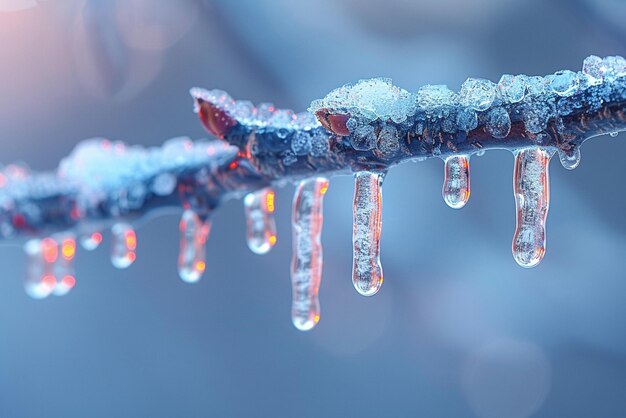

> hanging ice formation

[{"left": 0, "top": 55, "right": 624, "bottom": 330}]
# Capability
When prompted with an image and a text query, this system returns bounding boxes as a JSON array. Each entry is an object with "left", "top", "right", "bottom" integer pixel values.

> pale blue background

[{"left": 0, "top": 0, "right": 625, "bottom": 417}]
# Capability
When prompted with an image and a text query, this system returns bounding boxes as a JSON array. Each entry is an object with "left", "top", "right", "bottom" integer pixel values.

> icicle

[
  {"left": 558, "top": 147, "right": 581, "bottom": 170},
  {"left": 442, "top": 155, "right": 471, "bottom": 209},
  {"left": 24, "top": 238, "right": 57, "bottom": 299},
  {"left": 291, "top": 177, "right": 329, "bottom": 331},
  {"left": 352, "top": 171, "right": 384, "bottom": 296},
  {"left": 243, "top": 187, "right": 277, "bottom": 255},
  {"left": 79, "top": 231, "right": 103, "bottom": 251},
  {"left": 512, "top": 148, "right": 552, "bottom": 268},
  {"left": 110, "top": 223, "right": 136, "bottom": 269},
  {"left": 178, "top": 209, "right": 211, "bottom": 283},
  {"left": 53, "top": 236, "right": 76, "bottom": 296}
]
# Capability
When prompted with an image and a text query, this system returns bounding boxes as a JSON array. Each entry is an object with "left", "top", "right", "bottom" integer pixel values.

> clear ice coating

[
  {"left": 512, "top": 148, "right": 552, "bottom": 268},
  {"left": 243, "top": 188, "right": 277, "bottom": 255},
  {"left": 110, "top": 223, "right": 136, "bottom": 269},
  {"left": 352, "top": 171, "right": 384, "bottom": 296},
  {"left": 178, "top": 209, "right": 210, "bottom": 283},
  {"left": 291, "top": 177, "right": 329, "bottom": 331},
  {"left": 442, "top": 155, "right": 471, "bottom": 209}
]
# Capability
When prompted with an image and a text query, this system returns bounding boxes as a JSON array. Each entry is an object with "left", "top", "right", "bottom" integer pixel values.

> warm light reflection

[
  {"left": 41, "top": 238, "right": 58, "bottom": 263},
  {"left": 61, "top": 238, "right": 76, "bottom": 260},
  {"left": 266, "top": 191, "right": 275, "bottom": 213}
]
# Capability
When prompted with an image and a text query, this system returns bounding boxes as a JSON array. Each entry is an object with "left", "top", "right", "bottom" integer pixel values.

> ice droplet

[
  {"left": 549, "top": 70, "right": 579, "bottom": 97},
  {"left": 558, "top": 147, "right": 581, "bottom": 170},
  {"left": 151, "top": 172, "right": 177, "bottom": 196},
  {"left": 609, "top": 131, "right": 619, "bottom": 138},
  {"left": 443, "top": 155, "right": 471, "bottom": 209},
  {"left": 178, "top": 209, "right": 210, "bottom": 283},
  {"left": 24, "top": 238, "right": 56, "bottom": 299},
  {"left": 291, "top": 177, "right": 329, "bottom": 331},
  {"left": 485, "top": 107, "right": 512, "bottom": 138},
  {"left": 80, "top": 231, "right": 103, "bottom": 251},
  {"left": 456, "top": 108, "right": 478, "bottom": 132},
  {"left": 512, "top": 148, "right": 552, "bottom": 268},
  {"left": 459, "top": 78, "right": 496, "bottom": 111},
  {"left": 352, "top": 171, "right": 384, "bottom": 296},
  {"left": 110, "top": 223, "right": 136, "bottom": 269},
  {"left": 498, "top": 74, "right": 526, "bottom": 103},
  {"left": 243, "top": 188, "right": 278, "bottom": 255},
  {"left": 582, "top": 55, "right": 605, "bottom": 86}
]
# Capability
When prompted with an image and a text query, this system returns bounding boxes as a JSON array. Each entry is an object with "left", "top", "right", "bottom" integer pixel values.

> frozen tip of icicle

[
  {"left": 443, "top": 155, "right": 471, "bottom": 209},
  {"left": 291, "top": 178, "right": 328, "bottom": 331},
  {"left": 178, "top": 209, "right": 210, "bottom": 283},
  {"left": 110, "top": 223, "right": 136, "bottom": 269},
  {"left": 352, "top": 172, "right": 384, "bottom": 296},
  {"left": 512, "top": 148, "right": 551, "bottom": 268},
  {"left": 244, "top": 188, "right": 278, "bottom": 255},
  {"left": 558, "top": 148, "right": 581, "bottom": 170}
]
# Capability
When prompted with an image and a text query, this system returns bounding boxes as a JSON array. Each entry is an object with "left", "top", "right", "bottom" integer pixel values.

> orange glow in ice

[
  {"left": 195, "top": 261, "right": 206, "bottom": 272},
  {"left": 42, "top": 274, "right": 56, "bottom": 288},
  {"left": 91, "top": 232, "right": 103, "bottom": 244},
  {"left": 125, "top": 231, "right": 137, "bottom": 250},
  {"left": 61, "top": 239, "right": 76, "bottom": 260},
  {"left": 266, "top": 192, "right": 275, "bottom": 213},
  {"left": 269, "top": 235, "right": 277, "bottom": 246},
  {"left": 61, "top": 275, "right": 76, "bottom": 289},
  {"left": 42, "top": 238, "right": 58, "bottom": 263},
  {"left": 320, "top": 184, "right": 328, "bottom": 195}
]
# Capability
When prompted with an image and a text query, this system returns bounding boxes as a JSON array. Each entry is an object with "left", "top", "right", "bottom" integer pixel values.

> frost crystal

[
  {"left": 458, "top": 78, "right": 496, "bottom": 111},
  {"left": 308, "top": 78, "right": 416, "bottom": 124},
  {"left": 417, "top": 85, "right": 457, "bottom": 118}
]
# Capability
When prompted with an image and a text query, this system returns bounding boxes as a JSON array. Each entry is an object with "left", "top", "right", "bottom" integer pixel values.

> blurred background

[{"left": 0, "top": 0, "right": 625, "bottom": 417}]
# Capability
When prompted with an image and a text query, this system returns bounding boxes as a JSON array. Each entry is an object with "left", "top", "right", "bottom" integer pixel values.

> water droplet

[
  {"left": 443, "top": 155, "right": 471, "bottom": 209},
  {"left": 80, "top": 231, "right": 103, "bottom": 251},
  {"left": 512, "top": 148, "right": 552, "bottom": 268},
  {"left": 151, "top": 172, "right": 177, "bottom": 196},
  {"left": 459, "top": 78, "right": 496, "bottom": 111},
  {"left": 549, "top": 70, "right": 579, "bottom": 97},
  {"left": 352, "top": 171, "right": 384, "bottom": 296},
  {"left": 456, "top": 108, "right": 478, "bottom": 132},
  {"left": 178, "top": 209, "right": 210, "bottom": 283},
  {"left": 243, "top": 188, "right": 278, "bottom": 255},
  {"left": 558, "top": 148, "right": 581, "bottom": 170},
  {"left": 351, "top": 125, "right": 378, "bottom": 151},
  {"left": 110, "top": 223, "right": 136, "bottom": 269},
  {"left": 291, "top": 131, "right": 312, "bottom": 156},
  {"left": 485, "top": 107, "right": 511, "bottom": 138},
  {"left": 291, "top": 178, "right": 329, "bottom": 331},
  {"left": 609, "top": 131, "right": 619, "bottom": 138}
]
